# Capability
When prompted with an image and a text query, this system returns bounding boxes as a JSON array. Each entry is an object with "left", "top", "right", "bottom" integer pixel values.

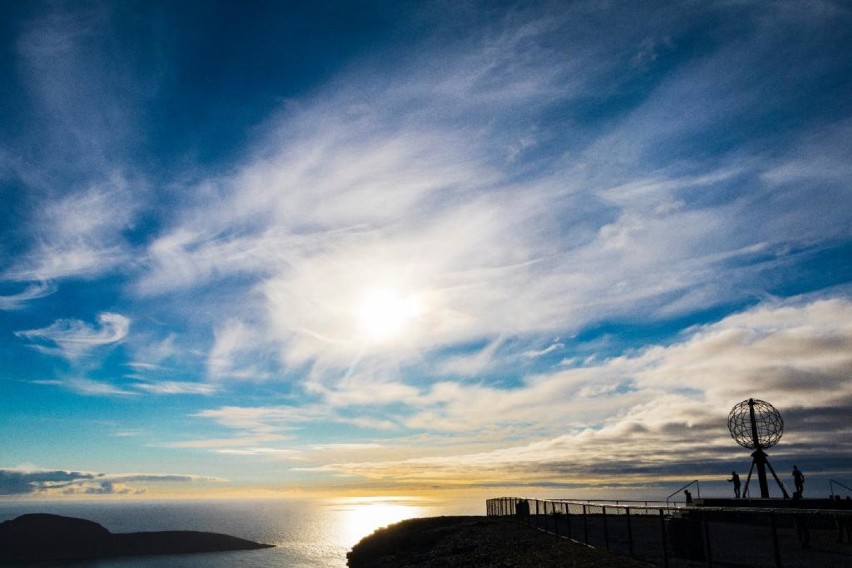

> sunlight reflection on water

[
  {"left": 0, "top": 496, "right": 464, "bottom": 567},
  {"left": 334, "top": 498, "right": 426, "bottom": 548}
]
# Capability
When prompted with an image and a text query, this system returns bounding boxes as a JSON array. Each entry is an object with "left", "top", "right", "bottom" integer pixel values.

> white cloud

[
  {"left": 161, "top": 435, "right": 288, "bottom": 449},
  {"left": 129, "top": 333, "right": 179, "bottom": 367},
  {"left": 194, "top": 405, "right": 330, "bottom": 434},
  {"left": 32, "top": 377, "right": 136, "bottom": 397},
  {"left": 207, "top": 319, "right": 274, "bottom": 381},
  {"left": 132, "top": 380, "right": 217, "bottom": 396},
  {"left": 305, "top": 297, "right": 852, "bottom": 483},
  {"left": 311, "top": 443, "right": 383, "bottom": 451},
  {"left": 522, "top": 340, "right": 563, "bottom": 359},
  {"left": 4, "top": 178, "right": 138, "bottom": 282},
  {"left": 114, "top": 3, "right": 852, "bottom": 406},
  {"left": 16, "top": 312, "right": 130, "bottom": 361},
  {"left": 213, "top": 447, "right": 302, "bottom": 459},
  {"left": 0, "top": 281, "right": 56, "bottom": 310}
]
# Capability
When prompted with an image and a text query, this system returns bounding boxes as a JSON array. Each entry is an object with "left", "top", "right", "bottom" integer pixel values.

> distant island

[{"left": 0, "top": 513, "right": 273, "bottom": 564}]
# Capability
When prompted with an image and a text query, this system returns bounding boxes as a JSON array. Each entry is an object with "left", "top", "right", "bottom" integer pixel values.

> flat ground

[{"left": 347, "top": 516, "right": 650, "bottom": 567}]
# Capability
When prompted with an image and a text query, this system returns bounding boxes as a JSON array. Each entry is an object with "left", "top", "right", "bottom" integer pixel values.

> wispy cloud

[
  {"left": 135, "top": 46, "right": 852, "bottom": 399},
  {"left": 213, "top": 447, "right": 302, "bottom": 459},
  {"left": 0, "top": 281, "right": 56, "bottom": 310},
  {"left": 207, "top": 319, "right": 274, "bottom": 381},
  {"left": 31, "top": 377, "right": 136, "bottom": 397},
  {"left": 16, "top": 312, "right": 130, "bottom": 361},
  {"left": 132, "top": 380, "right": 217, "bottom": 396},
  {"left": 3, "top": 172, "right": 141, "bottom": 283}
]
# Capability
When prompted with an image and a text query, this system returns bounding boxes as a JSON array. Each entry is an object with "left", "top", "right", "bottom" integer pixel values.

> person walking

[
  {"left": 792, "top": 465, "right": 805, "bottom": 496},
  {"left": 728, "top": 471, "right": 741, "bottom": 498}
]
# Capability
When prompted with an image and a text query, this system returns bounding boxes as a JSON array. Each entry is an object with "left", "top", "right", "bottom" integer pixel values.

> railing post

[
  {"left": 554, "top": 503, "right": 560, "bottom": 537},
  {"left": 659, "top": 508, "right": 669, "bottom": 568},
  {"left": 701, "top": 509, "right": 713, "bottom": 566},
  {"left": 565, "top": 502, "right": 572, "bottom": 540},
  {"left": 770, "top": 512, "right": 782, "bottom": 568},
  {"left": 626, "top": 507, "right": 634, "bottom": 558},
  {"left": 536, "top": 499, "right": 540, "bottom": 528},
  {"left": 603, "top": 506, "right": 609, "bottom": 550},
  {"left": 583, "top": 504, "right": 589, "bottom": 545}
]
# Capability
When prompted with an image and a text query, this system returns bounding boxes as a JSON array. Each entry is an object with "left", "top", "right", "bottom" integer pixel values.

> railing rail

[{"left": 486, "top": 496, "right": 852, "bottom": 568}]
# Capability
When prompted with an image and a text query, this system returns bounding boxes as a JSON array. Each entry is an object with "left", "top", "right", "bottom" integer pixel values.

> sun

[{"left": 356, "top": 288, "right": 422, "bottom": 341}]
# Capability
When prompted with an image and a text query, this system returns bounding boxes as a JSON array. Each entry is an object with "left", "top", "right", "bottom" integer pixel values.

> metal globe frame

[{"left": 727, "top": 398, "right": 789, "bottom": 499}]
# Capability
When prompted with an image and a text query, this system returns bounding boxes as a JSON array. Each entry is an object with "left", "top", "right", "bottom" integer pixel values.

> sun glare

[
  {"left": 337, "top": 499, "right": 425, "bottom": 547},
  {"left": 355, "top": 288, "right": 421, "bottom": 341}
]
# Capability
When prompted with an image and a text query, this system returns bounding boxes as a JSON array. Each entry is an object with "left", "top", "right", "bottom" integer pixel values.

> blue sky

[{"left": 2, "top": 0, "right": 852, "bottom": 499}]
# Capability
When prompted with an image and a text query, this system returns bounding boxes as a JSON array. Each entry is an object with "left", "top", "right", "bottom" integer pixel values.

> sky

[{"left": 1, "top": 0, "right": 852, "bottom": 501}]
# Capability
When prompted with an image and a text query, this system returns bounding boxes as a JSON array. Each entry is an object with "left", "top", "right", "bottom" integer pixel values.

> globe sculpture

[{"left": 727, "top": 398, "right": 789, "bottom": 499}]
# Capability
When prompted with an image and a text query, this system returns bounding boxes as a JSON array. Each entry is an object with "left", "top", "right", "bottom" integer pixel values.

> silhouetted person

[
  {"left": 684, "top": 489, "right": 693, "bottom": 504},
  {"left": 728, "top": 471, "right": 741, "bottom": 498},
  {"left": 792, "top": 465, "right": 804, "bottom": 496}
]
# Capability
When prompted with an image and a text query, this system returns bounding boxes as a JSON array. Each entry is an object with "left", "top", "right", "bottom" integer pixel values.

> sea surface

[{"left": 0, "top": 496, "right": 485, "bottom": 567}]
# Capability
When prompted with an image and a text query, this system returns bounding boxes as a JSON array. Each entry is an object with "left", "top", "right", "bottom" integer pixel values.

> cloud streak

[
  {"left": 0, "top": 281, "right": 55, "bottom": 310},
  {"left": 16, "top": 312, "right": 130, "bottom": 361}
]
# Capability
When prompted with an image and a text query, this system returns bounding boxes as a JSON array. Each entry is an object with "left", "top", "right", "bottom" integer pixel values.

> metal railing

[{"left": 486, "top": 497, "right": 852, "bottom": 567}]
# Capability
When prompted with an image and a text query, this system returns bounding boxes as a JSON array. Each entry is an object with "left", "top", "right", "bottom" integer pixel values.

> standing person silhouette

[
  {"left": 792, "top": 465, "right": 805, "bottom": 496},
  {"left": 728, "top": 471, "right": 741, "bottom": 498}
]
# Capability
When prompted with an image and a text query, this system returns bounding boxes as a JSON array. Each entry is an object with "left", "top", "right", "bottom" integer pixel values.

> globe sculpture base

[{"left": 743, "top": 447, "right": 789, "bottom": 499}]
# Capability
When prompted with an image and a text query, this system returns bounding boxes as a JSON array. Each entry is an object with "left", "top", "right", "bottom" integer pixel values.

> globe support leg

[
  {"left": 750, "top": 447, "right": 788, "bottom": 499},
  {"left": 743, "top": 460, "right": 756, "bottom": 498},
  {"left": 764, "top": 458, "right": 790, "bottom": 499},
  {"left": 753, "top": 448, "right": 771, "bottom": 499}
]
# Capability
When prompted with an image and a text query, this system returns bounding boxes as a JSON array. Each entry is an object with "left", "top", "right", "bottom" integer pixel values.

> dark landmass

[
  {"left": 0, "top": 513, "right": 273, "bottom": 565},
  {"left": 347, "top": 516, "right": 649, "bottom": 567}
]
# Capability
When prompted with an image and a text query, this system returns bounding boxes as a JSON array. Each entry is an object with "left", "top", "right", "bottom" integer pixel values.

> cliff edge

[{"left": 347, "top": 516, "right": 648, "bottom": 567}]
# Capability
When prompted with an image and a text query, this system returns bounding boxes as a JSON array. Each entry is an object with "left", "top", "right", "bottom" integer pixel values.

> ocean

[{"left": 0, "top": 496, "right": 485, "bottom": 567}]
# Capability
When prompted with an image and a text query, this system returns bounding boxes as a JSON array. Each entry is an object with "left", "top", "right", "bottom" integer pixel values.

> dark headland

[
  {"left": 347, "top": 516, "right": 649, "bottom": 567},
  {"left": 0, "top": 513, "right": 273, "bottom": 565}
]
